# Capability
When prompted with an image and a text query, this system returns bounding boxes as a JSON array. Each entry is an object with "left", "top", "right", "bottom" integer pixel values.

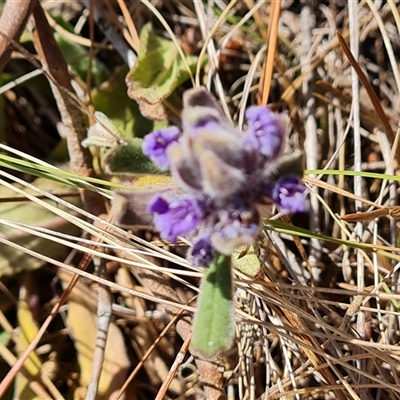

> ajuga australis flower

[
  {"left": 142, "top": 87, "right": 307, "bottom": 266},
  {"left": 87, "top": 88, "right": 308, "bottom": 358}
]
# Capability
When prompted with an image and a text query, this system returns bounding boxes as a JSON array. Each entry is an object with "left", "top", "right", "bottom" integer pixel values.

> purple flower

[
  {"left": 148, "top": 194, "right": 203, "bottom": 242},
  {"left": 211, "top": 204, "right": 260, "bottom": 255},
  {"left": 142, "top": 126, "right": 181, "bottom": 170},
  {"left": 243, "top": 106, "right": 286, "bottom": 159},
  {"left": 268, "top": 176, "right": 307, "bottom": 213},
  {"left": 188, "top": 234, "right": 215, "bottom": 267},
  {"left": 138, "top": 88, "right": 307, "bottom": 264}
]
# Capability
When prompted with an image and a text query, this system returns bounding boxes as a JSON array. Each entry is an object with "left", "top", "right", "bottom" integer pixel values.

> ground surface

[{"left": 1, "top": 1, "right": 400, "bottom": 399}]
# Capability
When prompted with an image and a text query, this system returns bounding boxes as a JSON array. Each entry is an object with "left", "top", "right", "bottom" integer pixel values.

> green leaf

[
  {"left": 232, "top": 246, "right": 261, "bottom": 277},
  {"left": 104, "top": 139, "right": 166, "bottom": 175},
  {"left": 92, "top": 66, "right": 157, "bottom": 138},
  {"left": 190, "top": 254, "right": 235, "bottom": 358},
  {"left": 0, "top": 330, "right": 10, "bottom": 346},
  {"left": 52, "top": 15, "right": 108, "bottom": 86},
  {"left": 82, "top": 111, "right": 125, "bottom": 148},
  {"left": 126, "top": 23, "right": 199, "bottom": 119}
]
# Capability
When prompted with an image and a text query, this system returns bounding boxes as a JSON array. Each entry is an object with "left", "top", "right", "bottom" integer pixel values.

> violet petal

[
  {"left": 243, "top": 106, "right": 286, "bottom": 160},
  {"left": 269, "top": 176, "right": 307, "bottom": 213},
  {"left": 189, "top": 234, "right": 215, "bottom": 267},
  {"left": 211, "top": 204, "right": 260, "bottom": 255},
  {"left": 142, "top": 126, "right": 181, "bottom": 170},
  {"left": 148, "top": 194, "right": 203, "bottom": 242}
]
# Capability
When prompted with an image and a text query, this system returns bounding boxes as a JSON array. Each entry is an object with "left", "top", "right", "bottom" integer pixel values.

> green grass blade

[
  {"left": 306, "top": 169, "right": 400, "bottom": 182},
  {"left": 0, "top": 152, "right": 131, "bottom": 191}
]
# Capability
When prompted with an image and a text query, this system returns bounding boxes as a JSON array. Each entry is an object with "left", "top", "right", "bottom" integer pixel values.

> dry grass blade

[
  {"left": 115, "top": 305, "right": 191, "bottom": 399},
  {"left": 337, "top": 31, "right": 399, "bottom": 162},
  {"left": 116, "top": 0, "right": 140, "bottom": 52},
  {"left": 154, "top": 335, "right": 191, "bottom": 400},
  {"left": 85, "top": 259, "right": 114, "bottom": 399},
  {"left": 341, "top": 208, "right": 389, "bottom": 222},
  {"left": 0, "top": 253, "right": 88, "bottom": 397},
  {"left": 258, "top": 0, "right": 280, "bottom": 105},
  {"left": 266, "top": 297, "right": 348, "bottom": 400}
]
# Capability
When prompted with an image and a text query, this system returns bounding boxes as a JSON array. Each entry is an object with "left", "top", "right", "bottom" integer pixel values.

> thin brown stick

[
  {"left": 116, "top": 305, "right": 191, "bottom": 400},
  {"left": 0, "top": 0, "right": 34, "bottom": 73},
  {"left": 0, "top": 340, "right": 52, "bottom": 399},
  {"left": 86, "top": 259, "right": 112, "bottom": 400},
  {"left": 31, "top": 1, "right": 106, "bottom": 216},
  {"left": 337, "top": 31, "right": 399, "bottom": 163},
  {"left": 154, "top": 335, "right": 192, "bottom": 400}
]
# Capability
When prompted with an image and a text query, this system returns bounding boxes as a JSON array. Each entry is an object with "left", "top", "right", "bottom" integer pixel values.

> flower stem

[{"left": 190, "top": 253, "right": 234, "bottom": 358}]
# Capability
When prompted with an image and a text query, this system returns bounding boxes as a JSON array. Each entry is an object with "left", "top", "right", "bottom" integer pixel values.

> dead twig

[
  {"left": 0, "top": 0, "right": 34, "bottom": 73},
  {"left": 86, "top": 258, "right": 113, "bottom": 400}
]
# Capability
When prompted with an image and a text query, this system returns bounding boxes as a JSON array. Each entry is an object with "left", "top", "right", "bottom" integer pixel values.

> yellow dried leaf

[{"left": 60, "top": 270, "right": 130, "bottom": 399}]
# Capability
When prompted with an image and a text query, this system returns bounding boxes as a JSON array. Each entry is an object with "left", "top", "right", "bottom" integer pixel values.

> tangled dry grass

[{"left": 1, "top": 1, "right": 400, "bottom": 399}]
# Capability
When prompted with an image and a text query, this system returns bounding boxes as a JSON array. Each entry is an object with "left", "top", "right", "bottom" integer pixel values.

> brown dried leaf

[{"left": 59, "top": 270, "right": 130, "bottom": 400}]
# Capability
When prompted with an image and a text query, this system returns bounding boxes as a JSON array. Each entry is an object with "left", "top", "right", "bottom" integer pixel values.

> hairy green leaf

[
  {"left": 126, "top": 23, "right": 199, "bottom": 119},
  {"left": 92, "top": 66, "right": 157, "bottom": 138},
  {"left": 104, "top": 139, "right": 166, "bottom": 175},
  {"left": 190, "top": 254, "right": 234, "bottom": 358}
]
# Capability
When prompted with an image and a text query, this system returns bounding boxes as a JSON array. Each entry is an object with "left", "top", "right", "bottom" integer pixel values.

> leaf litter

[{"left": 1, "top": 1, "right": 400, "bottom": 399}]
